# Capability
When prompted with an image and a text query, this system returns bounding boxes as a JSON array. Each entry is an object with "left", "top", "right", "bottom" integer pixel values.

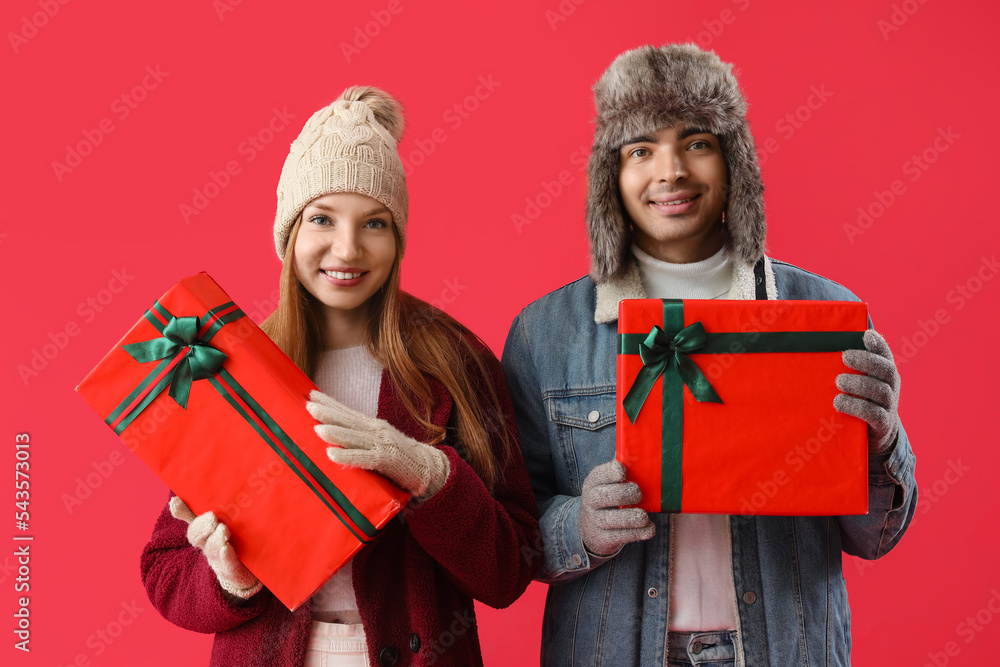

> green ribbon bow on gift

[
  {"left": 122, "top": 316, "right": 228, "bottom": 409},
  {"left": 622, "top": 321, "right": 723, "bottom": 424}
]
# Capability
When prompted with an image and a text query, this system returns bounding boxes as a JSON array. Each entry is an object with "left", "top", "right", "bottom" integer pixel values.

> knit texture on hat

[
  {"left": 587, "top": 44, "right": 767, "bottom": 282},
  {"left": 274, "top": 86, "right": 408, "bottom": 259}
]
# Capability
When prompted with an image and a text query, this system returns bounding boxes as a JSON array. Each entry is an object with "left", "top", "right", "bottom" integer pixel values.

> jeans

[{"left": 666, "top": 631, "right": 736, "bottom": 667}]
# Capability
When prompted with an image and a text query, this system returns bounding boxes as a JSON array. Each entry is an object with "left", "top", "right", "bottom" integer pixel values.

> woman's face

[{"left": 293, "top": 192, "right": 397, "bottom": 322}]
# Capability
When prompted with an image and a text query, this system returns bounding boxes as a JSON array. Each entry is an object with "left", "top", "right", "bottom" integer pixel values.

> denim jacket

[{"left": 500, "top": 256, "right": 917, "bottom": 667}]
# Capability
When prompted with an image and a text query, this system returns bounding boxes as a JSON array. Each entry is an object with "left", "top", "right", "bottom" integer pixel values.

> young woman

[{"left": 140, "top": 86, "right": 540, "bottom": 667}]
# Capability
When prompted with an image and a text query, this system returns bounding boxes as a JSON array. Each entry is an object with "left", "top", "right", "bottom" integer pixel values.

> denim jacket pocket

[{"left": 544, "top": 387, "right": 618, "bottom": 495}]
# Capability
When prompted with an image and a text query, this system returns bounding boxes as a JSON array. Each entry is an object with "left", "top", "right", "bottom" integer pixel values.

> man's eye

[
  {"left": 630, "top": 148, "right": 649, "bottom": 158},
  {"left": 689, "top": 140, "right": 710, "bottom": 150}
]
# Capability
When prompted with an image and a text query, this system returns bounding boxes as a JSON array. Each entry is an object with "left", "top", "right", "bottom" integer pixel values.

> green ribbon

[
  {"left": 618, "top": 299, "right": 866, "bottom": 512},
  {"left": 622, "top": 321, "right": 723, "bottom": 425},
  {"left": 123, "top": 316, "right": 228, "bottom": 409}
]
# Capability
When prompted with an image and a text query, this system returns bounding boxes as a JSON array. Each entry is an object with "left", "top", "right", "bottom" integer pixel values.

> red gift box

[
  {"left": 77, "top": 272, "right": 409, "bottom": 610},
  {"left": 616, "top": 299, "right": 869, "bottom": 516}
]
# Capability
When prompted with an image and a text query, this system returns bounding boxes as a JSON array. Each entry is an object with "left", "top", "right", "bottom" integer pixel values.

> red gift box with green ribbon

[
  {"left": 616, "top": 299, "right": 870, "bottom": 516},
  {"left": 76, "top": 272, "right": 409, "bottom": 610}
]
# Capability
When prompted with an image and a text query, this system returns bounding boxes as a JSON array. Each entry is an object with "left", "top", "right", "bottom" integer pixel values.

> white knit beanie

[{"left": 274, "top": 86, "right": 408, "bottom": 260}]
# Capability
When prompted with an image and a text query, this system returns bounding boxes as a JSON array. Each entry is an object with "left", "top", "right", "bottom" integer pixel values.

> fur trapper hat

[
  {"left": 587, "top": 44, "right": 766, "bottom": 281},
  {"left": 274, "top": 86, "right": 408, "bottom": 260}
]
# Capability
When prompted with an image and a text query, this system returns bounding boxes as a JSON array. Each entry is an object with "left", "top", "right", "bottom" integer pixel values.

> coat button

[
  {"left": 691, "top": 641, "right": 703, "bottom": 654},
  {"left": 755, "top": 275, "right": 763, "bottom": 285},
  {"left": 587, "top": 410, "right": 600, "bottom": 423},
  {"left": 379, "top": 646, "right": 399, "bottom": 665},
  {"left": 743, "top": 591, "right": 757, "bottom": 605},
  {"left": 409, "top": 633, "right": 421, "bottom": 653},
  {"left": 647, "top": 587, "right": 658, "bottom": 598}
]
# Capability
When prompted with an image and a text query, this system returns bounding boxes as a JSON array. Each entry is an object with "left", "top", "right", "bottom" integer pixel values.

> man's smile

[{"left": 648, "top": 191, "right": 702, "bottom": 214}]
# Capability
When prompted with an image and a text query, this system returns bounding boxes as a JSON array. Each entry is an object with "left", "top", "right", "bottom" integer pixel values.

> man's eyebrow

[
  {"left": 621, "top": 128, "right": 715, "bottom": 147},
  {"left": 678, "top": 126, "right": 713, "bottom": 139},
  {"left": 621, "top": 135, "right": 656, "bottom": 147}
]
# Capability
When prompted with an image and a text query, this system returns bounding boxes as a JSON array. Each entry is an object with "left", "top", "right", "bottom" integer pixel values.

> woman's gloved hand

[
  {"left": 307, "top": 390, "right": 450, "bottom": 500},
  {"left": 169, "top": 496, "right": 262, "bottom": 599}
]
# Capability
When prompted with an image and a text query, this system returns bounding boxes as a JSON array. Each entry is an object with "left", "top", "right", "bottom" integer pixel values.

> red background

[{"left": 2, "top": 0, "right": 997, "bottom": 665}]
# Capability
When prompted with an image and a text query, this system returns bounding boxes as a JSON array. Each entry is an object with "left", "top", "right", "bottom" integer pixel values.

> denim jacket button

[
  {"left": 647, "top": 587, "right": 658, "bottom": 598},
  {"left": 691, "top": 641, "right": 703, "bottom": 654},
  {"left": 587, "top": 410, "right": 600, "bottom": 423},
  {"left": 571, "top": 553, "right": 583, "bottom": 566},
  {"left": 743, "top": 591, "right": 757, "bottom": 604}
]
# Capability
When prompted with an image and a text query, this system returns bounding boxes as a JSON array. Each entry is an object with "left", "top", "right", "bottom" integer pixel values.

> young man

[{"left": 501, "top": 44, "right": 916, "bottom": 666}]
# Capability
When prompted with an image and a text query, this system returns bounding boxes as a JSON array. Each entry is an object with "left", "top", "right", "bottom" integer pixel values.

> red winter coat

[{"left": 140, "top": 341, "right": 541, "bottom": 666}]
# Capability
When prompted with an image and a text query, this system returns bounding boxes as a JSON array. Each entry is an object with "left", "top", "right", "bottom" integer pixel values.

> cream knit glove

[
  {"left": 307, "top": 390, "right": 450, "bottom": 500},
  {"left": 169, "top": 496, "right": 262, "bottom": 599}
]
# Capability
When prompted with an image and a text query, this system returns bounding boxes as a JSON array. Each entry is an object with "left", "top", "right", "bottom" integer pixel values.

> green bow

[
  {"left": 122, "top": 316, "right": 227, "bottom": 409},
  {"left": 622, "top": 321, "right": 723, "bottom": 424}
]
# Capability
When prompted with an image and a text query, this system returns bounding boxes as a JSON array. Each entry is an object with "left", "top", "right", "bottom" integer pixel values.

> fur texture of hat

[
  {"left": 587, "top": 44, "right": 766, "bottom": 281},
  {"left": 273, "top": 86, "right": 408, "bottom": 260}
]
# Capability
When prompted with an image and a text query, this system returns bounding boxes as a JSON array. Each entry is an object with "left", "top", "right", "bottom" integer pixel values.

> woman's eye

[
  {"left": 365, "top": 218, "right": 388, "bottom": 229},
  {"left": 309, "top": 214, "right": 331, "bottom": 226}
]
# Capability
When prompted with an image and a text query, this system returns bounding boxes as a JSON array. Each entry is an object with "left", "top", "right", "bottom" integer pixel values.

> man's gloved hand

[
  {"left": 579, "top": 460, "right": 655, "bottom": 557},
  {"left": 307, "top": 390, "right": 450, "bottom": 500},
  {"left": 169, "top": 496, "right": 262, "bottom": 599},
  {"left": 834, "top": 329, "right": 902, "bottom": 456}
]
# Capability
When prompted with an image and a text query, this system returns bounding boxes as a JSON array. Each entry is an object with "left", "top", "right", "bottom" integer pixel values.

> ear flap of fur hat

[
  {"left": 273, "top": 86, "right": 408, "bottom": 260},
  {"left": 587, "top": 44, "right": 766, "bottom": 281}
]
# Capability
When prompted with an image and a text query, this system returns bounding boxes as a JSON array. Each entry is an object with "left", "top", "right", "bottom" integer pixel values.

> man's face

[{"left": 618, "top": 123, "right": 728, "bottom": 263}]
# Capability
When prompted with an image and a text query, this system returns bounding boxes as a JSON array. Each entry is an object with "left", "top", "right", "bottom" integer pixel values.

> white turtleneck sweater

[
  {"left": 632, "top": 244, "right": 738, "bottom": 633},
  {"left": 309, "top": 346, "right": 383, "bottom": 622}
]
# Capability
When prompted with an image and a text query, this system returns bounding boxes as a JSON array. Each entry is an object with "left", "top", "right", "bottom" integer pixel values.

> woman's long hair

[{"left": 261, "top": 217, "right": 510, "bottom": 493}]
